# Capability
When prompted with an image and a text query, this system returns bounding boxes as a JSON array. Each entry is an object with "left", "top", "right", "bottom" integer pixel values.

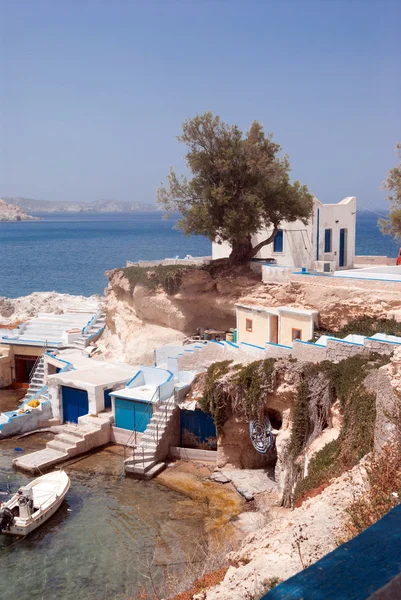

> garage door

[
  {"left": 62, "top": 386, "right": 89, "bottom": 424},
  {"left": 114, "top": 399, "right": 152, "bottom": 432}
]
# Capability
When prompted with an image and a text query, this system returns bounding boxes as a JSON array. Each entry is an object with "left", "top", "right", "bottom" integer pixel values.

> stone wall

[
  {"left": 326, "top": 339, "right": 369, "bottom": 362},
  {"left": 292, "top": 341, "right": 327, "bottom": 362},
  {"left": 364, "top": 339, "right": 400, "bottom": 355}
]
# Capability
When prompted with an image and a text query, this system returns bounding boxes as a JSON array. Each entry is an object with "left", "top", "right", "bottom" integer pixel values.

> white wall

[
  {"left": 212, "top": 196, "right": 356, "bottom": 270},
  {"left": 315, "top": 197, "right": 356, "bottom": 270}
]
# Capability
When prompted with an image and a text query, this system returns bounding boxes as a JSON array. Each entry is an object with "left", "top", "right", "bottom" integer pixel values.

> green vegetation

[
  {"left": 199, "top": 359, "right": 276, "bottom": 431},
  {"left": 199, "top": 361, "right": 233, "bottom": 432},
  {"left": 315, "top": 316, "right": 401, "bottom": 340},
  {"left": 289, "top": 379, "right": 313, "bottom": 458},
  {"left": 379, "top": 143, "right": 401, "bottom": 241},
  {"left": 335, "top": 316, "right": 401, "bottom": 339},
  {"left": 293, "top": 354, "right": 387, "bottom": 505},
  {"left": 157, "top": 112, "right": 313, "bottom": 264},
  {"left": 235, "top": 359, "right": 275, "bottom": 420},
  {"left": 121, "top": 264, "right": 196, "bottom": 295}
]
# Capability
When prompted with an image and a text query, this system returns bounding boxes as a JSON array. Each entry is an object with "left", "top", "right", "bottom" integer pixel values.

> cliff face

[
  {"left": 101, "top": 265, "right": 401, "bottom": 365},
  {"left": 0, "top": 198, "right": 38, "bottom": 221}
]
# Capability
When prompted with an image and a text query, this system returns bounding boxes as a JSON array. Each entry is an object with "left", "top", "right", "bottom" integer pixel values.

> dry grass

[
  {"left": 172, "top": 567, "right": 229, "bottom": 600},
  {"left": 339, "top": 443, "right": 401, "bottom": 543}
]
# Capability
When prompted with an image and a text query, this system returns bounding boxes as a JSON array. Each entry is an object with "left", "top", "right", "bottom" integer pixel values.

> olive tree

[
  {"left": 379, "top": 143, "right": 401, "bottom": 240},
  {"left": 157, "top": 112, "right": 314, "bottom": 264}
]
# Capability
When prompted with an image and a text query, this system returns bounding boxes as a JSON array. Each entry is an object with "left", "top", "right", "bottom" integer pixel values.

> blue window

[
  {"left": 273, "top": 230, "right": 284, "bottom": 253},
  {"left": 324, "top": 229, "right": 332, "bottom": 252}
]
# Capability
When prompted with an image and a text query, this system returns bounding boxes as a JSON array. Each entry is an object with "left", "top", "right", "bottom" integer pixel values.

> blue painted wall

[
  {"left": 263, "top": 504, "right": 401, "bottom": 600},
  {"left": 180, "top": 409, "right": 216, "bottom": 448},
  {"left": 114, "top": 398, "right": 152, "bottom": 432}
]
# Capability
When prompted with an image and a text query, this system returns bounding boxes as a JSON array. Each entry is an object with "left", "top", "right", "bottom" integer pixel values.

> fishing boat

[{"left": 0, "top": 470, "right": 70, "bottom": 536}]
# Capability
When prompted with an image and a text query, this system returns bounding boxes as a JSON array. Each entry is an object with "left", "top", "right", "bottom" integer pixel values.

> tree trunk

[
  {"left": 229, "top": 237, "right": 254, "bottom": 264},
  {"left": 229, "top": 226, "right": 279, "bottom": 265}
]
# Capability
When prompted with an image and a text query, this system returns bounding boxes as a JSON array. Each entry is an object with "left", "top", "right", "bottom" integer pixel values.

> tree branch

[{"left": 250, "top": 224, "right": 279, "bottom": 257}]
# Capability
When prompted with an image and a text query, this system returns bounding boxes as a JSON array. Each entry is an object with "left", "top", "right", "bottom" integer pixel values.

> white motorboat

[{"left": 0, "top": 470, "right": 70, "bottom": 536}]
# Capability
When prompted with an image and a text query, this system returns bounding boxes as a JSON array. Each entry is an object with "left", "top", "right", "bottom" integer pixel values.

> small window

[
  {"left": 273, "top": 230, "right": 284, "bottom": 253},
  {"left": 292, "top": 328, "right": 302, "bottom": 341},
  {"left": 246, "top": 319, "right": 253, "bottom": 332},
  {"left": 324, "top": 229, "right": 332, "bottom": 253}
]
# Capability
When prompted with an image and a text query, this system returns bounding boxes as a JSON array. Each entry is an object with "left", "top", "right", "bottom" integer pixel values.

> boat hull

[{"left": 1, "top": 471, "right": 70, "bottom": 537}]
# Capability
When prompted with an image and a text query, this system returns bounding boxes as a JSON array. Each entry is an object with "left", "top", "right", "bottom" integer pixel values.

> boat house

[{"left": 236, "top": 303, "right": 319, "bottom": 348}]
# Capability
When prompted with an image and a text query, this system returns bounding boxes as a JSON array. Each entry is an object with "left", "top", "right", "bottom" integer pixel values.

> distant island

[
  {"left": 0, "top": 198, "right": 40, "bottom": 221},
  {"left": 2, "top": 197, "right": 162, "bottom": 213}
]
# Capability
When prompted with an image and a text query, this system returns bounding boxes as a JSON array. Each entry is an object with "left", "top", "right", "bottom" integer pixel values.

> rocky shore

[
  {"left": 0, "top": 198, "right": 39, "bottom": 221},
  {"left": 0, "top": 291, "right": 101, "bottom": 327}
]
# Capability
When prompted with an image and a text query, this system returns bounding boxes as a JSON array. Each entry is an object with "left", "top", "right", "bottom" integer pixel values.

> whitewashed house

[{"left": 212, "top": 196, "right": 356, "bottom": 272}]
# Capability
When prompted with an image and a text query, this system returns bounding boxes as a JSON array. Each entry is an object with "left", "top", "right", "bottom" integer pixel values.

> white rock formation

[
  {"left": 0, "top": 198, "right": 39, "bottom": 221},
  {"left": 206, "top": 464, "right": 367, "bottom": 600},
  {"left": 0, "top": 292, "right": 101, "bottom": 326}
]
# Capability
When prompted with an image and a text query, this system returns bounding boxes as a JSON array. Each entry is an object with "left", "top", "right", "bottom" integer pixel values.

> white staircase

[
  {"left": 24, "top": 355, "right": 46, "bottom": 400},
  {"left": 72, "top": 313, "right": 106, "bottom": 349},
  {"left": 124, "top": 395, "right": 178, "bottom": 479},
  {"left": 13, "top": 413, "right": 113, "bottom": 473}
]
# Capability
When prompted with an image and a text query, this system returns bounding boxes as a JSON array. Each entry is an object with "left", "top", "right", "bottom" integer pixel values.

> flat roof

[
  {"left": 110, "top": 385, "right": 158, "bottom": 402},
  {"left": 53, "top": 363, "right": 135, "bottom": 387},
  {"left": 236, "top": 303, "right": 317, "bottom": 317}
]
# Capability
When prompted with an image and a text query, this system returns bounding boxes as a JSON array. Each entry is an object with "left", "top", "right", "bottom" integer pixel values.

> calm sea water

[
  {"left": 0, "top": 211, "right": 399, "bottom": 298},
  {"left": 0, "top": 437, "right": 208, "bottom": 600}
]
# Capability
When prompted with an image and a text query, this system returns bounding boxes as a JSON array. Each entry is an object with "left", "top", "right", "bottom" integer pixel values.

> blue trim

[
  {"left": 365, "top": 337, "right": 401, "bottom": 346},
  {"left": 327, "top": 337, "right": 365, "bottom": 347},
  {"left": 293, "top": 339, "right": 324, "bottom": 348},
  {"left": 293, "top": 272, "right": 401, "bottom": 284},
  {"left": 266, "top": 341, "right": 293, "bottom": 350},
  {"left": 127, "top": 370, "right": 143, "bottom": 386},
  {"left": 316, "top": 208, "right": 320, "bottom": 261},
  {"left": 225, "top": 341, "right": 239, "bottom": 348},
  {"left": 209, "top": 340, "right": 225, "bottom": 346},
  {"left": 240, "top": 342, "right": 265, "bottom": 350}
]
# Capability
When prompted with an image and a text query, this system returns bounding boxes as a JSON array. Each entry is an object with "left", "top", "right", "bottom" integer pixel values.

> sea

[{"left": 0, "top": 210, "right": 399, "bottom": 298}]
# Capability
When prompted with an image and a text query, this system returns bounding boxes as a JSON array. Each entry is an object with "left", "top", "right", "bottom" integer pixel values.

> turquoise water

[
  {"left": 0, "top": 211, "right": 399, "bottom": 298},
  {"left": 0, "top": 437, "right": 206, "bottom": 600}
]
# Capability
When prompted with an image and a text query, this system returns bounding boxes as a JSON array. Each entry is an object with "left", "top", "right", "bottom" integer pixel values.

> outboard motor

[
  {"left": 17, "top": 487, "right": 34, "bottom": 519},
  {"left": 0, "top": 507, "right": 14, "bottom": 533}
]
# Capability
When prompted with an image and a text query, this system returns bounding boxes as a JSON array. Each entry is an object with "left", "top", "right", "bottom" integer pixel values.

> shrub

[
  {"left": 199, "top": 361, "right": 233, "bottom": 432},
  {"left": 121, "top": 264, "right": 197, "bottom": 295},
  {"left": 317, "top": 316, "right": 401, "bottom": 340},
  {"left": 341, "top": 444, "right": 401, "bottom": 541},
  {"left": 292, "top": 354, "right": 388, "bottom": 505}
]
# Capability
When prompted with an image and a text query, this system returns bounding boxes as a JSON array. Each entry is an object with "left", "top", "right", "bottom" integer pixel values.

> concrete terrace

[{"left": 1, "top": 308, "right": 101, "bottom": 349}]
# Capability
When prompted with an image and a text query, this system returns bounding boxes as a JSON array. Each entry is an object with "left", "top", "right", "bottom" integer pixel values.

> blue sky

[{"left": 0, "top": 0, "right": 400, "bottom": 209}]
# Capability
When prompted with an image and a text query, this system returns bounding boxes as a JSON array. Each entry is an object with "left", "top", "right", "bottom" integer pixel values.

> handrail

[
  {"left": 129, "top": 389, "right": 178, "bottom": 468},
  {"left": 29, "top": 342, "right": 48, "bottom": 383},
  {"left": 123, "top": 386, "right": 160, "bottom": 464},
  {"left": 82, "top": 309, "right": 103, "bottom": 336}
]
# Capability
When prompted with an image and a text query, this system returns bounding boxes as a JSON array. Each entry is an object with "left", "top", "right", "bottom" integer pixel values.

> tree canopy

[
  {"left": 379, "top": 143, "right": 401, "bottom": 241},
  {"left": 157, "top": 112, "right": 314, "bottom": 264}
]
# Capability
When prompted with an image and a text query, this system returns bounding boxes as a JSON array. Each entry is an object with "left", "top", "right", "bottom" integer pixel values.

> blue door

[
  {"left": 180, "top": 409, "right": 217, "bottom": 448},
  {"left": 62, "top": 386, "right": 89, "bottom": 424},
  {"left": 104, "top": 388, "right": 112, "bottom": 409},
  {"left": 114, "top": 399, "right": 153, "bottom": 432},
  {"left": 339, "top": 228, "right": 347, "bottom": 267}
]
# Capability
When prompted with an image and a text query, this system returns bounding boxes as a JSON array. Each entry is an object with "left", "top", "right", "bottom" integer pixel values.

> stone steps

[{"left": 125, "top": 461, "right": 166, "bottom": 479}]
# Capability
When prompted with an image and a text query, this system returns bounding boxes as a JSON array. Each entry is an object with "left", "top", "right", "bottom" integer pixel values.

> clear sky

[{"left": 0, "top": 0, "right": 400, "bottom": 209}]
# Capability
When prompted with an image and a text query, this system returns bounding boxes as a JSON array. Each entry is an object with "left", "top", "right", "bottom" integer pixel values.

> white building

[{"left": 212, "top": 196, "right": 356, "bottom": 272}]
